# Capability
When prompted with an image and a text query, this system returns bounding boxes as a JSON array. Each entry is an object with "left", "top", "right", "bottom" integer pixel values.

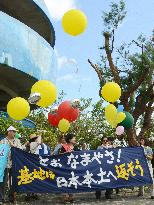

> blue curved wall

[{"left": 0, "top": 11, "right": 57, "bottom": 82}]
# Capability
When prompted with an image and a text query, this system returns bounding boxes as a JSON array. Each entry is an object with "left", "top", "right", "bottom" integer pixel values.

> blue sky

[{"left": 44, "top": 0, "right": 154, "bottom": 102}]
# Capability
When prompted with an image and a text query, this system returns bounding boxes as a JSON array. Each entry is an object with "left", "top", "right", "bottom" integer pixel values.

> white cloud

[
  {"left": 55, "top": 49, "right": 91, "bottom": 83},
  {"left": 57, "top": 74, "right": 91, "bottom": 83},
  {"left": 55, "top": 49, "right": 77, "bottom": 70},
  {"left": 58, "top": 56, "right": 77, "bottom": 69},
  {"left": 44, "top": 0, "right": 77, "bottom": 21}
]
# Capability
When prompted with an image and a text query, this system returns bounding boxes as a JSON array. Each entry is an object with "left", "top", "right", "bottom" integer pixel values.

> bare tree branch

[
  {"left": 127, "top": 65, "right": 149, "bottom": 95},
  {"left": 132, "top": 40, "right": 143, "bottom": 48},
  {"left": 133, "top": 83, "right": 154, "bottom": 123},
  {"left": 104, "top": 32, "right": 121, "bottom": 85},
  {"left": 111, "top": 29, "right": 115, "bottom": 53},
  {"left": 121, "top": 62, "right": 150, "bottom": 109},
  {"left": 125, "top": 41, "right": 150, "bottom": 96},
  {"left": 88, "top": 59, "right": 103, "bottom": 82}
]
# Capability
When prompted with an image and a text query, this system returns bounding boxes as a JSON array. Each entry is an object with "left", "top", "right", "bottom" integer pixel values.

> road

[{"left": 15, "top": 188, "right": 154, "bottom": 205}]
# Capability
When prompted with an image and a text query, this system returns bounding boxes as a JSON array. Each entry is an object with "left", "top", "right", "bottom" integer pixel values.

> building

[{"left": 0, "top": 0, "right": 56, "bottom": 110}]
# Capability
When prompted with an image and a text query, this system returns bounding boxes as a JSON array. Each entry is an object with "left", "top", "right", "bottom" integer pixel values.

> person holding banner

[
  {"left": 58, "top": 133, "right": 79, "bottom": 154},
  {"left": 25, "top": 134, "right": 51, "bottom": 201},
  {"left": 95, "top": 136, "right": 113, "bottom": 200},
  {"left": 25, "top": 133, "right": 51, "bottom": 155},
  {"left": 28, "top": 134, "right": 41, "bottom": 154},
  {"left": 0, "top": 126, "right": 23, "bottom": 204},
  {"left": 138, "top": 138, "right": 154, "bottom": 199},
  {"left": 24, "top": 134, "right": 41, "bottom": 201},
  {"left": 35, "top": 136, "right": 51, "bottom": 156},
  {"left": 24, "top": 134, "right": 40, "bottom": 202},
  {"left": 53, "top": 135, "right": 66, "bottom": 155},
  {"left": 107, "top": 137, "right": 114, "bottom": 148},
  {"left": 58, "top": 133, "right": 78, "bottom": 203}
]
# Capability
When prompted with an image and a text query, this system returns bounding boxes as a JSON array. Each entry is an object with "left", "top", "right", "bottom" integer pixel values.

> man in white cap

[{"left": 0, "top": 126, "right": 23, "bottom": 204}]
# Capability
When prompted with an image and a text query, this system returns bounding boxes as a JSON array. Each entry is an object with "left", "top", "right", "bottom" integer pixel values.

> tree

[
  {"left": 88, "top": 0, "right": 154, "bottom": 146},
  {"left": 0, "top": 114, "right": 34, "bottom": 139},
  {"left": 28, "top": 98, "right": 115, "bottom": 150},
  {"left": 0, "top": 97, "right": 116, "bottom": 150},
  {"left": 70, "top": 98, "right": 115, "bottom": 149}
]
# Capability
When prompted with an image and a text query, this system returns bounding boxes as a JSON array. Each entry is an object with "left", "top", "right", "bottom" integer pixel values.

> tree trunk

[
  {"left": 126, "top": 128, "right": 139, "bottom": 146},
  {"left": 138, "top": 102, "right": 154, "bottom": 140}
]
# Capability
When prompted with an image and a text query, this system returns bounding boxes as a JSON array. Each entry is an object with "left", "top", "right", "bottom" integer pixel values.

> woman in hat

[{"left": 29, "top": 134, "right": 40, "bottom": 154}]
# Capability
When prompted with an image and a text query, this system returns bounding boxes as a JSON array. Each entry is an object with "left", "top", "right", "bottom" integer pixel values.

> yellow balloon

[
  {"left": 62, "top": 9, "right": 87, "bottom": 36},
  {"left": 7, "top": 97, "right": 30, "bottom": 120},
  {"left": 105, "top": 104, "right": 117, "bottom": 124},
  {"left": 116, "top": 112, "right": 126, "bottom": 124},
  {"left": 105, "top": 104, "right": 126, "bottom": 128},
  {"left": 31, "top": 80, "right": 57, "bottom": 107},
  {"left": 58, "top": 119, "right": 70, "bottom": 133},
  {"left": 101, "top": 82, "right": 121, "bottom": 103}
]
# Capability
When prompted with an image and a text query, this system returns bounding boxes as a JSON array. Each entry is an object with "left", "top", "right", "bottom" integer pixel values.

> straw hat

[{"left": 29, "top": 134, "right": 37, "bottom": 140}]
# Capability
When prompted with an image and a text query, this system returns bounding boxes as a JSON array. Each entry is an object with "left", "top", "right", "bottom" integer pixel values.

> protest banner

[{"left": 12, "top": 147, "right": 152, "bottom": 193}]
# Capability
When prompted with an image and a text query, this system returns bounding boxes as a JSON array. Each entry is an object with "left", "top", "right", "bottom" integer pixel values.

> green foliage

[
  {"left": 0, "top": 115, "right": 34, "bottom": 140},
  {"left": 28, "top": 109, "right": 58, "bottom": 149},
  {"left": 103, "top": 0, "right": 127, "bottom": 32},
  {"left": 0, "top": 98, "right": 116, "bottom": 150},
  {"left": 69, "top": 99, "right": 115, "bottom": 149}
]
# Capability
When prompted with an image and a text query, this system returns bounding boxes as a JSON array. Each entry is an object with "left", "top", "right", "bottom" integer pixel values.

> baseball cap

[{"left": 7, "top": 126, "right": 17, "bottom": 132}]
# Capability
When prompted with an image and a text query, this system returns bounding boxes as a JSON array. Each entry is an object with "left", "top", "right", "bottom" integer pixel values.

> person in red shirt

[
  {"left": 59, "top": 133, "right": 78, "bottom": 154},
  {"left": 58, "top": 133, "right": 78, "bottom": 203}
]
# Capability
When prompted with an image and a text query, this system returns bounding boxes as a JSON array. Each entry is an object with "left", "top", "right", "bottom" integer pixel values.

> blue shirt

[
  {"left": 35, "top": 143, "right": 51, "bottom": 156},
  {"left": 53, "top": 144, "right": 62, "bottom": 155}
]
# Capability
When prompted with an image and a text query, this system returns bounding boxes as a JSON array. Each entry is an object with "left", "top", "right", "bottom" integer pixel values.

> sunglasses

[{"left": 103, "top": 140, "right": 108, "bottom": 142}]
